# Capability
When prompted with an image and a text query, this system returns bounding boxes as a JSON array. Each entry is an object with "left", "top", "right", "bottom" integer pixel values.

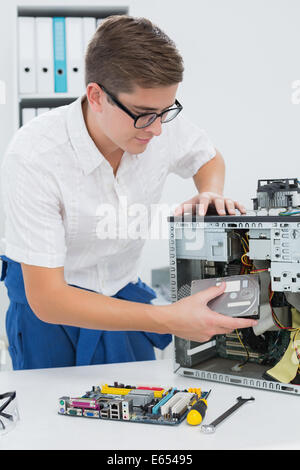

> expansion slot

[
  {"left": 226, "top": 333, "right": 241, "bottom": 339},
  {"left": 226, "top": 340, "right": 246, "bottom": 348},
  {"left": 152, "top": 388, "right": 176, "bottom": 415},
  {"left": 170, "top": 393, "right": 195, "bottom": 417},
  {"left": 225, "top": 348, "right": 260, "bottom": 359},
  {"left": 160, "top": 392, "right": 193, "bottom": 416}
]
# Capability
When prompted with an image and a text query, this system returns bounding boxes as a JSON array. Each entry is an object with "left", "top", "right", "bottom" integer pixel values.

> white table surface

[{"left": 0, "top": 358, "right": 299, "bottom": 450}]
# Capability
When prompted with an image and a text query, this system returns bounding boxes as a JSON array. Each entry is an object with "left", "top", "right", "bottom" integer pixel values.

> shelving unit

[{"left": 17, "top": 3, "right": 129, "bottom": 126}]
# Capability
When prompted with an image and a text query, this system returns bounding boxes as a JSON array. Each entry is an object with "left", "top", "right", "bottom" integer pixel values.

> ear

[{"left": 86, "top": 82, "right": 105, "bottom": 113}]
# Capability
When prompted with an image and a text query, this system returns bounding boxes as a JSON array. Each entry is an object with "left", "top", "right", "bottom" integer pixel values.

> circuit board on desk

[{"left": 58, "top": 382, "right": 207, "bottom": 426}]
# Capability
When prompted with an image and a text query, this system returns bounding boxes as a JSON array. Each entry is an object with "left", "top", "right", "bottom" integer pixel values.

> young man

[{"left": 0, "top": 16, "right": 256, "bottom": 370}]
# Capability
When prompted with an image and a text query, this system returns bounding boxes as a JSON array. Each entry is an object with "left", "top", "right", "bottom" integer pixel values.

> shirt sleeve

[
  {"left": 1, "top": 151, "right": 66, "bottom": 267},
  {"left": 167, "top": 113, "right": 217, "bottom": 178}
]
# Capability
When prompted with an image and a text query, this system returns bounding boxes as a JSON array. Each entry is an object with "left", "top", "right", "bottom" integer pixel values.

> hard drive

[{"left": 191, "top": 274, "right": 260, "bottom": 320}]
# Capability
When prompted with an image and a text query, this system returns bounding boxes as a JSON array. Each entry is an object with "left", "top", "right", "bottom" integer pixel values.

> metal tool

[{"left": 201, "top": 396, "right": 255, "bottom": 433}]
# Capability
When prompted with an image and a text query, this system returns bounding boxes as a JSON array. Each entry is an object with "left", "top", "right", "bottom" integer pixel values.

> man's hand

[
  {"left": 174, "top": 191, "right": 246, "bottom": 217},
  {"left": 164, "top": 282, "right": 257, "bottom": 343}
]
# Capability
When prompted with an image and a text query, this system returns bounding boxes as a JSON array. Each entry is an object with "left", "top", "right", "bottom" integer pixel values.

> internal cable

[
  {"left": 250, "top": 268, "right": 269, "bottom": 274},
  {"left": 232, "top": 329, "right": 250, "bottom": 370},
  {"left": 240, "top": 234, "right": 253, "bottom": 273},
  {"left": 236, "top": 329, "right": 250, "bottom": 364},
  {"left": 279, "top": 210, "right": 300, "bottom": 216},
  {"left": 268, "top": 284, "right": 300, "bottom": 364}
]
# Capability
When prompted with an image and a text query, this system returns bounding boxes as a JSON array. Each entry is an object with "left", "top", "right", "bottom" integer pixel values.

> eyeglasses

[
  {"left": 0, "top": 391, "right": 18, "bottom": 433},
  {"left": 97, "top": 83, "right": 183, "bottom": 129}
]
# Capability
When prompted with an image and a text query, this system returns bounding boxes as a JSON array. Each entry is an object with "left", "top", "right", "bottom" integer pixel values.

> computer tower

[{"left": 168, "top": 211, "right": 300, "bottom": 395}]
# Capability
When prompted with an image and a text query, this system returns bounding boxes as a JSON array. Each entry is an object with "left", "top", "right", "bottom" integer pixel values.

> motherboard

[{"left": 58, "top": 382, "right": 207, "bottom": 425}]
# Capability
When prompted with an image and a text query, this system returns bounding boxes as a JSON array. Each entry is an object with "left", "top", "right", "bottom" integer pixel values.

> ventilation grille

[{"left": 177, "top": 283, "right": 191, "bottom": 300}]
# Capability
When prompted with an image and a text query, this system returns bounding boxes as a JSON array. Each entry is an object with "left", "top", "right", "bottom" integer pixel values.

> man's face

[{"left": 97, "top": 83, "right": 179, "bottom": 155}]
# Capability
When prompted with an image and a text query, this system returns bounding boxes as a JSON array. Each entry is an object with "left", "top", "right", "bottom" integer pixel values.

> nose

[{"left": 146, "top": 117, "right": 162, "bottom": 136}]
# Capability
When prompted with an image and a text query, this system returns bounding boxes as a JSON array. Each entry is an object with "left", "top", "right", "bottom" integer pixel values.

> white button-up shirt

[{"left": 1, "top": 96, "right": 216, "bottom": 296}]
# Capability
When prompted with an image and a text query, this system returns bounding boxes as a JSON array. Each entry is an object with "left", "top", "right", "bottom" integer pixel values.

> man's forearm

[
  {"left": 28, "top": 272, "right": 258, "bottom": 345},
  {"left": 193, "top": 150, "right": 225, "bottom": 194},
  {"left": 29, "top": 284, "right": 171, "bottom": 334}
]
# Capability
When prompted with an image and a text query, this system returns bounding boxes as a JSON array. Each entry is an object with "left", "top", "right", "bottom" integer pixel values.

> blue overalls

[{"left": 0, "top": 255, "right": 172, "bottom": 370}]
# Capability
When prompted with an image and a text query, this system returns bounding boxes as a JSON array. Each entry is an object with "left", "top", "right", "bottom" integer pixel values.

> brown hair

[{"left": 85, "top": 15, "right": 184, "bottom": 95}]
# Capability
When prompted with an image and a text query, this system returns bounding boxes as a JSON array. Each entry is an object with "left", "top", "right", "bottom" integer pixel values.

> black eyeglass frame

[
  {"left": 0, "top": 391, "right": 16, "bottom": 430},
  {"left": 97, "top": 83, "right": 183, "bottom": 129}
]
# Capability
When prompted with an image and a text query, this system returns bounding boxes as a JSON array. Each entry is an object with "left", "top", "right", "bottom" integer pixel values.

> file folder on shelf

[
  {"left": 66, "top": 17, "right": 84, "bottom": 95},
  {"left": 18, "top": 17, "right": 36, "bottom": 94},
  {"left": 21, "top": 108, "right": 36, "bottom": 125},
  {"left": 82, "top": 17, "right": 96, "bottom": 55},
  {"left": 36, "top": 17, "right": 54, "bottom": 94},
  {"left": 53, "top": 17, "right": 67, "bottom": 93}
]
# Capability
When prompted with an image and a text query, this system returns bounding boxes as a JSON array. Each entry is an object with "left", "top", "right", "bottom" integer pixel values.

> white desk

[{"left": 0, "top": 358, "right": 299, "bottom": 450}]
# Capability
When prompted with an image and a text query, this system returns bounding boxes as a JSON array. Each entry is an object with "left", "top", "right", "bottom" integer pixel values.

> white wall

[
  {"left": 134, "top": 0, "right": 300, "bottom": 283},
  {"left": 0, "top": 0, "right": 300, "bottom": 344}
]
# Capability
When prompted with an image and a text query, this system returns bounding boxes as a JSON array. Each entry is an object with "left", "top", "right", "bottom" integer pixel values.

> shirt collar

[{"left": 67, "top": 95, "right": 105, "bottom": 175}]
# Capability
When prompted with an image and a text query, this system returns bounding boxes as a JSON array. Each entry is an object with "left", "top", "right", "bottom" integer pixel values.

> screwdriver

[{"left": 186, "top": 389, "right": 211, "bottom": 426}]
